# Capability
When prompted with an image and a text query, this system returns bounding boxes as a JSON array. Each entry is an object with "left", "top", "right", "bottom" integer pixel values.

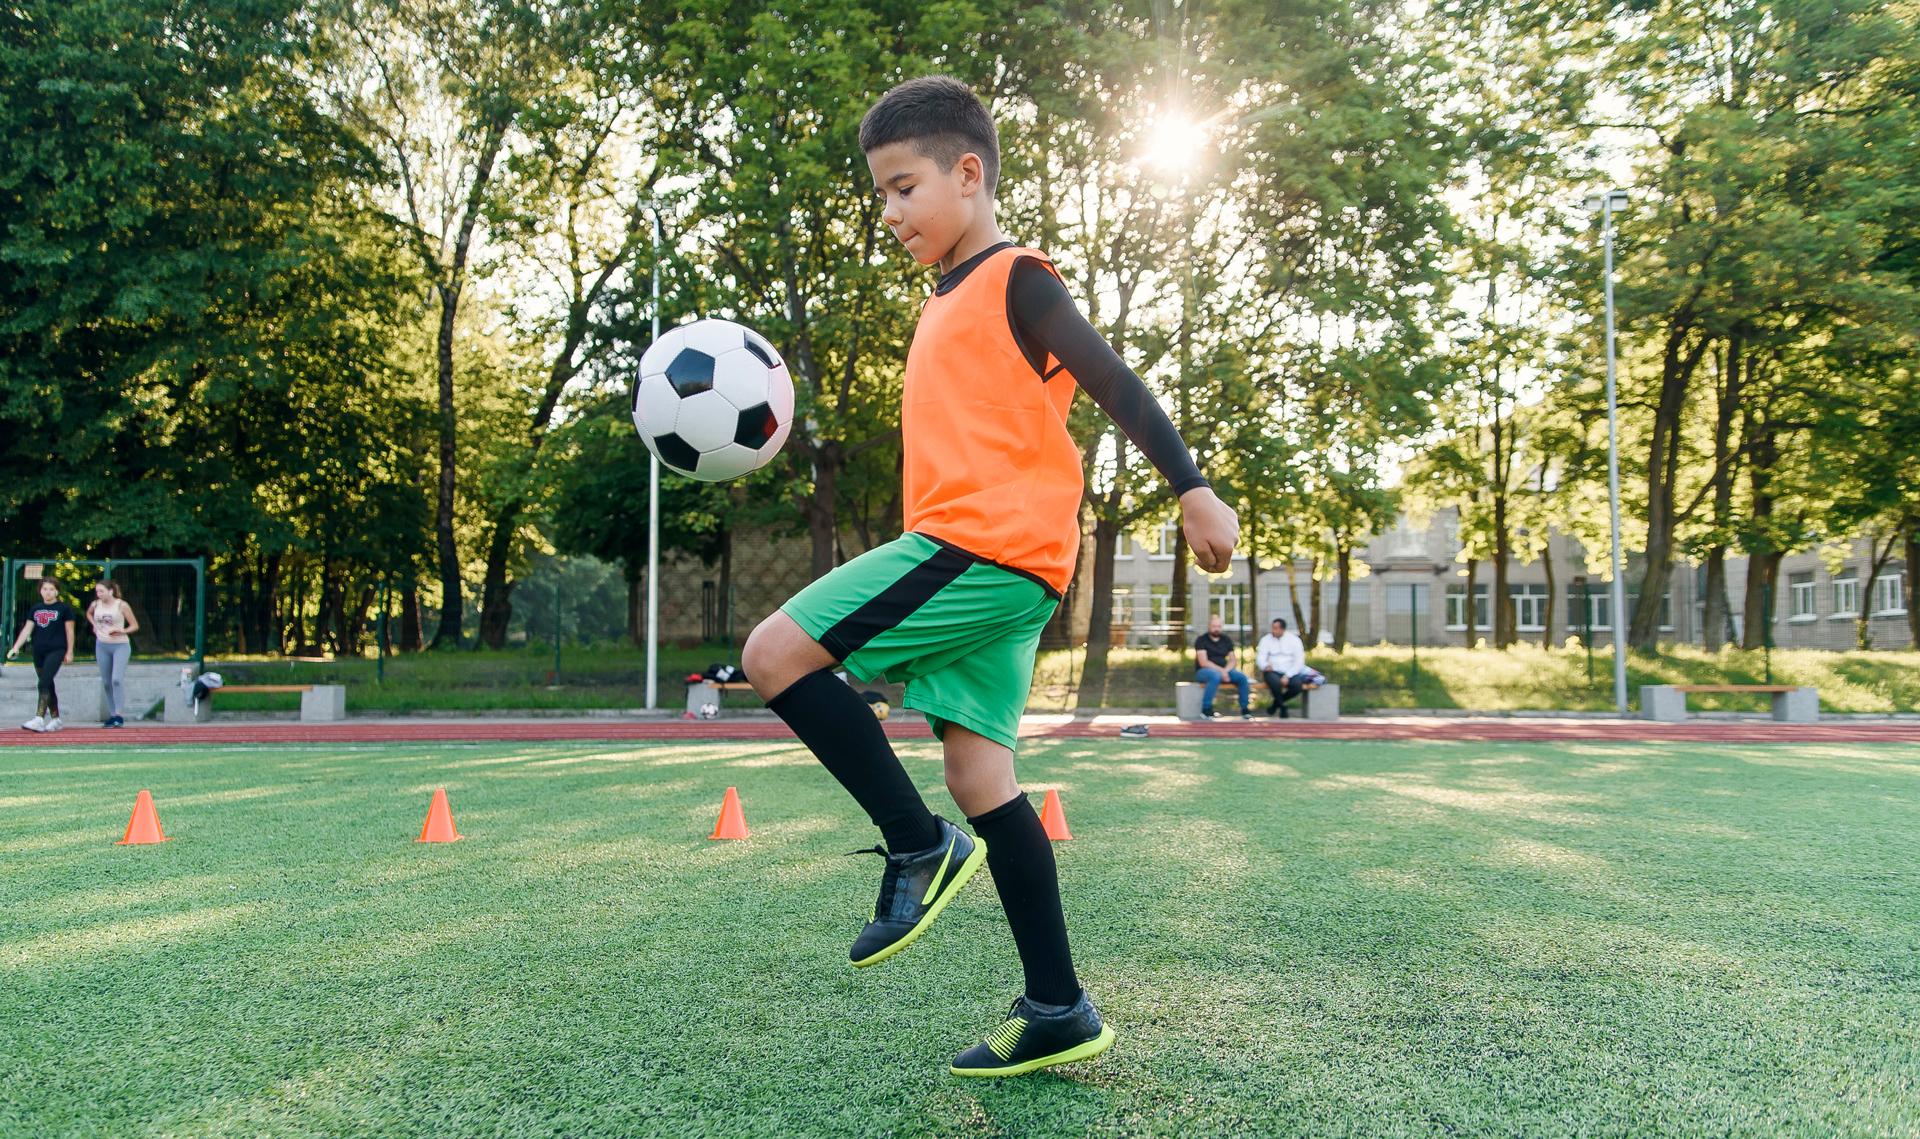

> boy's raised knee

[{"left": 742, "top": 611, "right": 836, "bottom": 701}]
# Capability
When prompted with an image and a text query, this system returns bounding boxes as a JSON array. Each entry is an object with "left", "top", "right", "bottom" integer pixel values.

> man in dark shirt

[{"left": 1192, "top": 613, "right": 1252, "bottom": 720}]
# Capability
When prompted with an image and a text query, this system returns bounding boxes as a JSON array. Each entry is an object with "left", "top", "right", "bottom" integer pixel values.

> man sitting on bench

[
  {"left": 1256, "top": 617, "right": 1308, "bottom": 718},
  {"left": 1194, "top": 614, "right": 1253, "bottom": 721}
]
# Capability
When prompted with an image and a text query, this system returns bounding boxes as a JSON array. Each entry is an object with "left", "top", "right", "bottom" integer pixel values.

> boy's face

[{"left": 865, "top": 141, "right": 987, "bottom": 266}]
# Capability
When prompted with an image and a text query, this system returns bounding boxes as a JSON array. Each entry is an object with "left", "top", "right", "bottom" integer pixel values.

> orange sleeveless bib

[{"left": 901, "top": 246, "right": 1082, "bottom": 595}]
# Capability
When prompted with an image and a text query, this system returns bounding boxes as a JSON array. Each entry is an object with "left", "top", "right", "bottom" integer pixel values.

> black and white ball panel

[{"left": 633, "top": 319, "right": 794, "bottom": 482}]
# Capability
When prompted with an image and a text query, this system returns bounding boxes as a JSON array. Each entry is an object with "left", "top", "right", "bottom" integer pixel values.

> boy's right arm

[{"left": 1010, "top": 263, "right": 1239, "bottom": 570}]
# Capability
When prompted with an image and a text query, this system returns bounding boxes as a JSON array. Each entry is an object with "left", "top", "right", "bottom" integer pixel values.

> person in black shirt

[
  {"left": 8, "top": 577, "right": 76, "bottom": 731},
  {"left": 1193, "top": 613, "right": 1252, "bottom": 720}
]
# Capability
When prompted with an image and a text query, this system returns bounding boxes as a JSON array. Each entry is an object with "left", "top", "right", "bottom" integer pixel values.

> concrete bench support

[
  {"left": 1304, "top": 684, "right": 1341, "bottom": 722},
  {"left": 1773, "top": 687, "right": 1819, "bottom": 723},
  {"left": 1642, "top": 685, "right": 1689, "bottom": 723},
  {"left": 300, "top": 685, "right": 347, "bottom": 722},
  {"left": 1174, "top": 682, "right": 1205, "bottom": 722},
  {"left": 163, "top": 688, "right": 212, "bottom": 724}
]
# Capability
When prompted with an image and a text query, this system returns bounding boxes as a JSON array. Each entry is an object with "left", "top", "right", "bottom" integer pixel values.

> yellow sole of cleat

[
  {"left": 850, "top": 836, "right": 988, "bottom": 968},
  {"left": 949, "top": 1024, "right": 1117, "bottom": 1077}
]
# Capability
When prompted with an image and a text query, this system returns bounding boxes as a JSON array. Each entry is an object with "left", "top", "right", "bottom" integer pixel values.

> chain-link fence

[{"left": 4, "top": 558, "right": 205, "bottom": 661}]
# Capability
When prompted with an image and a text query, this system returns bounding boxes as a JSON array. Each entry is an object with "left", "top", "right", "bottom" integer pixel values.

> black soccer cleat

[
  {"left": 950, "top": 990, "right": 1116, "bottom": 1077},
  {"left": 847, "top": 816, "right": 986, "bottom": 967}
]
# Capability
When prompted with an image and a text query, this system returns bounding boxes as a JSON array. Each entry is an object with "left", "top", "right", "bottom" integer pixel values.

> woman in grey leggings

[{"left": 87, "top": 580, "right": 139, "bottom": 728}]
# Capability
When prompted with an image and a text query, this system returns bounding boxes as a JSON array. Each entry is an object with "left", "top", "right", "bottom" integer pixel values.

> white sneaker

[
  {"left": 21, "top": 716, "right": 43, "bottom": 731},
  {"left": 42, "top": 717, "right": 62, "bottom": 732}
]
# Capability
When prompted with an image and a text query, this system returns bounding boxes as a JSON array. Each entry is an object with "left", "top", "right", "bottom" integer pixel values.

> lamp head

[{"left": 1584, "top": 190, "right": 1630, "bottom": 214}]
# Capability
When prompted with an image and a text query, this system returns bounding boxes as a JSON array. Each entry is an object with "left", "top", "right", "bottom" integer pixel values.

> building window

[
  {"left": 1832, "top": 572, "right": 1860, "bottom": 618},
  {"left": 1114, "top": 533, "right": 1134, "bottom": 559},
  {"left": 1148, "top": 583, "right": 1173, "bottom": 625},
  {"left": 1445, "top": 583, "right": 1491, "bottom": 629},
  {"left": 1790, "top": 572, "right": 1816, "bottom": 619},
  {"left": 1510, "top": 583, "right": 1549, "bottom": 631},
  {"left": 1148, "top": 522, "right": 1177, "bottom": 559},
  {"left": 1567, "top": 585, "right": 1612, "bottom": 631},
  {"left": 1208, "top": 584, "right": 1250, "bottom": 632},
  {"left": 1873, "top": 572, "right": 1906, "bottom": 615},
  {"left": 1110, "top": 586, "right": 1134, "bottom": 627}
]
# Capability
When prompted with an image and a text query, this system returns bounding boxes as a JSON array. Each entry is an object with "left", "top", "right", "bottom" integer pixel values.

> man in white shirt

[{"left": 1255, "top": 618, "right": 1308, "bottom": 718}]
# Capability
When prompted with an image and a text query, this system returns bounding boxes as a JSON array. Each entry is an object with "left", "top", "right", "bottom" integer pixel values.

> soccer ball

[{"left": 633, "top": 318, "right": 794, "bottom": 481}]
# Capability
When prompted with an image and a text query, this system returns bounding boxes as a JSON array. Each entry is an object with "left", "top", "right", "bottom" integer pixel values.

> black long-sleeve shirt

[{"left": 935, "top": 243, "right": 1211, "bottom": 496}]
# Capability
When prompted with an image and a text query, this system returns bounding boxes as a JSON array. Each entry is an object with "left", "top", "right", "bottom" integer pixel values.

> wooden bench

[
  {"left": 684, "top": 679, "right": 756, "bottom": 717},
  {"left": 165, "top": 682, "right": 346, "bottom": 723},
  {"left": 1175, "top": 678, "right": 1338, "bottom": 722},
  {"left": 1642, "top": 684, "right": 1818, "bottom": 724}
]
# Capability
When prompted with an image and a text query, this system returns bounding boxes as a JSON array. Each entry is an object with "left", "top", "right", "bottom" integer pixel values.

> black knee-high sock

[
  {"left": 767, "top": 669, "right": 939, "bottom": 853},
  {"left": 968, "top": 794, "right": 1081, "bottom": 1006}
]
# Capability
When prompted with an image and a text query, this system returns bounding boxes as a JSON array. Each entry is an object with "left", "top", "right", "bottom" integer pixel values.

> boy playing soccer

[{"left": 742, "top": 76, "right": 1239, "bottom": 1076}]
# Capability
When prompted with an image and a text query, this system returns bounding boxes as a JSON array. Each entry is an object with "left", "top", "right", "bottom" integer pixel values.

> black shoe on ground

[
  {"left": 1240, "top": 709, "right": 1254, "bottom": 721},
  {"left": 950, "top": 989, "right": 1116, "bottom": 1077},
  {"left": 847, "top": 816, "right": 986, "bottom": 968},
  {"left": 1278, "top": 706, "right": 1290, "bottom": 719},
  {"left": 1119, "top": 724, "right": 1150, "bottom": 739}
]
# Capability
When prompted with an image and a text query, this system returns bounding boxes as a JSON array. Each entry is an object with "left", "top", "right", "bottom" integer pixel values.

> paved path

[{"left": 5, "top": 716, "right": 1917, "bottom": 746}]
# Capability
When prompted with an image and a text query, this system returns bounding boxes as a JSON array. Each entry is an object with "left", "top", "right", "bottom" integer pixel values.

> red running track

[{"left": 2, "top": 719, "right": 1916, "bottom": 746}]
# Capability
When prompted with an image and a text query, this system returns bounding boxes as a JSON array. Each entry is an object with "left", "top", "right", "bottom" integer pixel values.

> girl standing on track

[
  {"left": 88, "top": 580, "right": 138, "bottom": 728},
  {"left": 8, "top": 578, "right": 76, "bottom": 732}
]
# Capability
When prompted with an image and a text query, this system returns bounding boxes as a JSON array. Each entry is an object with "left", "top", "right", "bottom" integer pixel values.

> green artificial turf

[{"left": 2, "top": 737, "right": 1916, "bottom": 1137}]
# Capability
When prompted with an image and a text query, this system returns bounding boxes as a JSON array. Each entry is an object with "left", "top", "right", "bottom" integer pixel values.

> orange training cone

[
  {"left": 416, "top": 788, "right": 461, "bottom": 842},
  {"left": 1039, "top": 789, "right": 1072, "bottom": 841},
  {"left": 116, "top": 790, "right": 168, "bottom": 845},
  {"left": 709, "top": 786, "right": 749, "bottom": 840}
]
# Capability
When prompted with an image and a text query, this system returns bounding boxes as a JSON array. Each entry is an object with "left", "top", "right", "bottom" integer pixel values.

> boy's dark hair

[{"left": 859, "top": 75, "right": 1000, "bottom": 194}]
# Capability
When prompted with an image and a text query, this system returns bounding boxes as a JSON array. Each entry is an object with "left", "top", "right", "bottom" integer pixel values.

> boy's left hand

[{"left": 1180, "top": 487, "right": 1240, "bottom": 572}]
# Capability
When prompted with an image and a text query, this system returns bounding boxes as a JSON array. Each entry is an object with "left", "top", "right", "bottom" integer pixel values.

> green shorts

[{"left": 780, "top": 533, "right": 1058, "bottom": 750}]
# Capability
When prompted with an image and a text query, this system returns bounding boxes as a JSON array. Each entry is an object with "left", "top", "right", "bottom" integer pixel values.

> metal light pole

[
  {"left": 642, "top": 202, "right": 663, "bottom": 711},
  {"left": 1586, "top": 189, "right": 1631, "bottom": 713}
]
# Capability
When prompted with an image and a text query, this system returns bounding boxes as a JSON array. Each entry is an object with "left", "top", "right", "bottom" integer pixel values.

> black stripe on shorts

[{"left": 819, "top": 546, "right": 974, "bottom": 661}]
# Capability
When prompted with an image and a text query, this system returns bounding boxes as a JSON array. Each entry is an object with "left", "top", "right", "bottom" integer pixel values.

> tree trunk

[
  {"left": 476, "top": 511, "right": 518, "bottom": 649},
  {"left": 1077, "top": 514, "right": 1120, "bottom": 710},
  {"left": 1741, "top": 552, "right": 1780, "bottom": 652},
  {"left": 1332, "top": 543, "right": 1352, "bottom": 653},
  {"left": 1542, "top": 537, "right": 1557, "bottom": 650},
  {"left": 1703, "top": 547, "right": 1729, "bottom": 652},
  {"left": 1740, "top": 425, "right": 1780, "bottom": 651},
  {"left": 1859, "top": 532, "right": 1902, "bottom": 651},
  {"left": 807, "top": 448, "right": 839, "bottom": 581},
  {"left": 1308, "top": 570, "right": 1322, "bottom": 647},
  {"left": 1465, "top": 560, "right": 1479, "bottom": 648},
  {"left": 429, "top": 278, "right": 463, "bottom": 650},
  {"left": 287, "top": 566, "right": 311, "bottom": 656},
  {"left": 1905, "top": 522, "right": 1919, "bottom": 651},
  {"left": 1287, "top": 557, "right": 1308, "bottom": 635},
  {"left": 313, "top": 557, "right": 336, "bottom": 655},
  {"left": 1493, "top": 493, "right": 1514, "bottom": 649},
  {"left": 400, "top": 582, "right": 422, "bottom": 652},
  {"left": 1629, "top": 328, "right": 1710, "bottom": 653},
  {"left": 344, "top": 584, "right": 375, "bottom": 656},
  {"left": 425, "top": 122, "right": 509, "bottom": 652},
  {"left": 1703, "top": 338, "right": 1743, "bottom": 655},
  {"left": 1166, "top": 518, "right": 1190, "bottom": 651}
]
